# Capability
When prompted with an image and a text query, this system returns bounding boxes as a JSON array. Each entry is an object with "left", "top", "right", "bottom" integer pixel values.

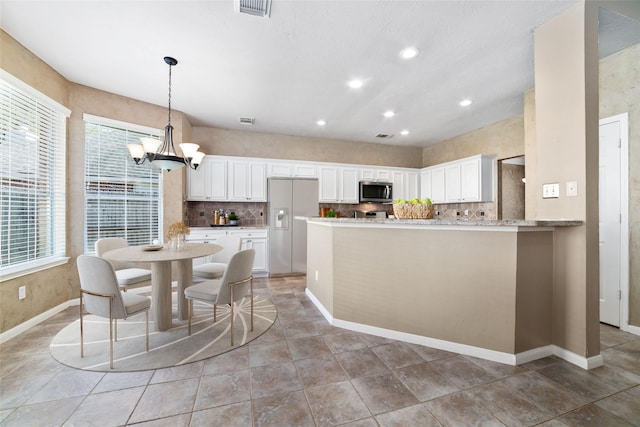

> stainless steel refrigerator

[{"left": 268, "top": 178, "right": 319, "bottom": 276}]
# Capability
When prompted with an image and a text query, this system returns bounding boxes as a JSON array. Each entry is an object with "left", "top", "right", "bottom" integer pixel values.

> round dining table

[{"left": 103, "top": 243, "right": 221, "bottom": 331}]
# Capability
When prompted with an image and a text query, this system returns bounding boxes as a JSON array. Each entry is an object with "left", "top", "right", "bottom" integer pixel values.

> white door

[{"left": 599, "top": 118, "right": 622, "bottom": 326}]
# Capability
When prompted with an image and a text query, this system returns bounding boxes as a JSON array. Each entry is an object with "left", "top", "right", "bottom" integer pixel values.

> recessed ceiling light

[
  {"left": 316, "top": 120, "right": 326, "bottom": 126},
  {"left": 348, "top": 79, "right": 363, "bottom": 89},
  {"left": 400, "top": 130, "right": 410, "bottom": 136},
  {"left": 459, "top": 99, "right": 473, "bottom": 107},
  {"left": 383, "top": 110, "right": 396, "bottom": 118},
  {"left": 400, "top": 47, "right": 419, "bottom": 59}
]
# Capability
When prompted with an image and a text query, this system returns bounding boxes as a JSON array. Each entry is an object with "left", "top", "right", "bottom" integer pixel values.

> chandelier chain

[{"left": 167, "top": 62, "right": 172, "bottom": 126}]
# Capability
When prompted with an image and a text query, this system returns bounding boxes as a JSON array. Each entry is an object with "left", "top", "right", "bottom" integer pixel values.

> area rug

[{"left": 50, "top": 293, "right": 277, "bottom": 372}]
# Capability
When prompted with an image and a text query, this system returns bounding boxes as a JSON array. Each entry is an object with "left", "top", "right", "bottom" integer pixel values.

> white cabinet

[
  {"left": 361, "top": 168, "right": 392, "bottom": 182},
  {"left": 445, "top": 163, "right": 461, "bottom": 202},
  {"left": 421, "top": 155, "right": 493, "bottom": 203},
  {"left": 228, "top": 229, "right": 269, "bottom": 274},
  {"left": 188, "top": 228, "right": 269, "bottom": 275},
  {"left": 228, "top": 160, "right": 267, "bottom": 202},
  {"left": 405, "top": 171, "right": 420, "bottom": 201},
  {"left": 319, "top": 166, "right": 359, "bottom": 203},
  {"left": 187, "top": 157, "right": 227, "bottom": 201},
  {"left": 421, "top": 166, "right": 446, "bottom": 203},
  {"left": 390, "top": 171, "right": 405, "bottom": 201},
  {"left": 268, "top": 162, "right": 317, "bottom": 178}
]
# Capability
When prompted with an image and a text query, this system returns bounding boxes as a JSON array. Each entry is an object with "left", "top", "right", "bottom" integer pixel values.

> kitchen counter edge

[{"left": 296, "top": 217, "right": 583, "bottom": 227}]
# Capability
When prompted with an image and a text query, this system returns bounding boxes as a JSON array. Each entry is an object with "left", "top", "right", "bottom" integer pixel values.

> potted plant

[{"left": 228, "top": 212, "right": 239, "bottom": 225}]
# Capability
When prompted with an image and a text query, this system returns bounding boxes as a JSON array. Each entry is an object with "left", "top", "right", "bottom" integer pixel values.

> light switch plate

[
  {"left": 542, "top": 183, "right": 560, "bottom": 199},
  {"left": 566, "top": 181, "right": 578, "bottom": 197}
]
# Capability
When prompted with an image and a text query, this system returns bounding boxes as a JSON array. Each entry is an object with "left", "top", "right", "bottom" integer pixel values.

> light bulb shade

[
  {"left": 179, "top": 143, "right": 200, "bottom": 158},
  {"left": 191, "top": 151, "right": 206, "bottom": 166},
  {"left": 141, "top": 137, "right": 161, "bottom": 154},
  {"left": 127, "top": 143, "right": 145, "bottom": 159},
  {"left": 151, "top": 155, "right": 186, "bottom": 171}
]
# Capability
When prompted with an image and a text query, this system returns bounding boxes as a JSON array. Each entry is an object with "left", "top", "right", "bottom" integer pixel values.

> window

[
  {"left": 0, "top": 71, "right": 70, "bottom": 279},
  {"left": 84, "top": 115, "right": 162, "bottom": 253}
]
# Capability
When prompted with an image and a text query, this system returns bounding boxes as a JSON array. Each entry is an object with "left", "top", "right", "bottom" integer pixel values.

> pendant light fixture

[{"left": 127, "top": 56, "right": 205, "bottom": 171}]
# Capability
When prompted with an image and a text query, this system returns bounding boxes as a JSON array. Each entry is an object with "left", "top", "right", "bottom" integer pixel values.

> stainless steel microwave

[{"left": 359, "top": 181, "right": 393, "bottom": 203}]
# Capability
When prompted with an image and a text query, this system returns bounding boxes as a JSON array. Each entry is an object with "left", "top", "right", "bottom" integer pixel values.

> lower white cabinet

[{"left": 187, "top": 228, "right": 269, "bottom": 275}]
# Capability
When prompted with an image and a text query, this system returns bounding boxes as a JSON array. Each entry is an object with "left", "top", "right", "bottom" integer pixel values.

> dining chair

[
  {"left": 77, "top": 255, "right": 151, "bottom": 369},
  {"left": 185, "top": 248, "right": 255, "bottom": 346},
  {"left": 95, "top": 237, "right": 152, "bottom": 291},
  {"left": 192, "top": 234, "right": 242, "bottom": 280}
]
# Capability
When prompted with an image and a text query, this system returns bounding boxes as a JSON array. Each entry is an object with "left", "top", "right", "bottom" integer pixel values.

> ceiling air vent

[
  {"left": 234, "top": 0, "right": 271, "bottom": 18},
  {"left": 239, "top": 117, "right": 255, "bottom": 125},
  {"left": 375, "top": 133, "right": 393, "bottom": 139}
]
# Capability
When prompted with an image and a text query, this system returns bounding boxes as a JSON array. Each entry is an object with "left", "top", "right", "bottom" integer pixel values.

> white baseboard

[
  {"left": 306, "top": 288, "right": 606, "bottom": 370},
  {"left": 0, "top": 298, "right": 79, "bottom": 344},
  {"left": 623, "top": 323, "right": 640, "bottom": 337}
]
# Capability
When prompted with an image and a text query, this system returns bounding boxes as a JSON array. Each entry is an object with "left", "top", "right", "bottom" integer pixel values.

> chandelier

[{"left": 127, "top": 56, "right": 205, "bottom": 171}]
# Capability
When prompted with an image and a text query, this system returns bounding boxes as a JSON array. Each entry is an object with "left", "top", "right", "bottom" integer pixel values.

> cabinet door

[
  {"left": 406, "top": 171, "right": 420, "bottom": 200},
  {"left": 187, "top": 157, "right": 227, "bottom": 201},
  {"left": 294, "top": 164, "right": 317, "bottom": 178},
  {"left": 248, "top": 162, "right": 267, "bottom": 201},
  {"left": 445, "top": 163, "right": 461, "bottom": 202},
  {"left": 247, "top": 238, "right": 268, "bottom": 272},
  {"left": 228, "top": 161, "right": 266, "bottom": 201},
  {"left": 340, "top": 168, "right": 359, "bottom": 203},
  {"left": 391, "top": 171, "right": 405, "bottom": 201},
  {"left": 431, "top": 167, "right": 446, "bottom": 203},
  {"left": 319, "top": 167, "right": 339, "bottom": 202},
  {"left": 460, "top": 158, "right": 480, "bottom": 201},
  {"left": 420, "top": 170, "right": 432, "bottom": 200},
  {"left": 377, "top": 170, "right": 392, "bottom": 181}
]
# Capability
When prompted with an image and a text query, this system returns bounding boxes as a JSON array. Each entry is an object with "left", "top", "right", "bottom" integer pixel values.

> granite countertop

[
  {"left": 300, "top": 217, "right": 583, "bottom": 227},
  {"left": 190, "top": 225, "right": 269, "bottom": 230}
]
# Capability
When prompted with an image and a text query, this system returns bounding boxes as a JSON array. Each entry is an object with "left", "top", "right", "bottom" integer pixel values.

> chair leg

[
  {"left": 80, "top": 294, "right": 84, "bottom": 358},
  {"left": 250, "top": 277, "right": 254, "bottom": 332},
  {"left": 145, "top": 309, "right": 149, "bottom": 352},
  {"left": 230, "top": 286, "right": 234, "bottom": 346},
  {"left": 114, "top": 318, "right": 118, "bottom": 342},
  {"left": 214, "top": 304, "right": 217, "bottom": 322},
  {"left": 109, "top": 300, "right": 114, "bottom": 369},
  {"left": 188, "top": 299, "right": 192, "bottom": 336}
]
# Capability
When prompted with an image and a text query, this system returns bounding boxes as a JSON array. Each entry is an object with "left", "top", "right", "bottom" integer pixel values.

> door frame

[{"left": 599, "top": 112, "right": 631, "bottom": 332}]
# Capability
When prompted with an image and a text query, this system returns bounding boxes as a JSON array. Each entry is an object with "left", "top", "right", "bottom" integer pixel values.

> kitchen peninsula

[{"left": 303, "top": 217, "right": 583, "bottom": 366}]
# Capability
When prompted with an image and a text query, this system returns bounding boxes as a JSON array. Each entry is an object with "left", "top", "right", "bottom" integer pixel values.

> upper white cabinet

[
  {"left": 421, "top": 155, "right": 493, "bottom": 203},
  {"left": 268, "top": 162, "right": 317, "bottom": 178},
  {"left": 405, "top": 171, "right": 420, "bottom": 201},
  {"left": 361, "top": 168, "right": 392, "bottom": 181},
  {"left": 228, "top": 160, "right": 267, "bottom": 201},
  {"left": 319, "top": 166, "right": 359, "bottom": 203},
  {"left": 187, "top": 157, "right": 227, "bottom": 201}
]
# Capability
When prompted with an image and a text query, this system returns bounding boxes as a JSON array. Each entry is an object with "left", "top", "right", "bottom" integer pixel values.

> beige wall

[
  {"left": 421, "top": 116, "right": 524, "bottom": 167},
  {"left": 533, "top": 2, "right": 600, "bottom": 357},
  {"left": 524, "top": 89, "right": 537, "bottom": 220},
  {"left": 0, "top": 30, "right": 188, "bottom": 332},
  {"left": 600, "top": 43, "right": 640, "bottom": 326},
  {"left": 192, "top": 127, "right": 423, "bottom": 168}
]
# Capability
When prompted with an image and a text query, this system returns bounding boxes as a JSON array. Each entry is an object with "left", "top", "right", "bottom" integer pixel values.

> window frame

[
  {"left": 0, "top": 70, "right": 71, "bottom": 282},
  {"left": 83, "top": 114, "right": 163, "bottom": 254}
]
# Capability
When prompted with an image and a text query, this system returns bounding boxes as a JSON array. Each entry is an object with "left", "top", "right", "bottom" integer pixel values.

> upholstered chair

[
  {"left": 95, "top": 237, "right": 152, "bottom": 291},
  {"left": 185, "top": 248, "right": 255, "bottom": 345},
  {"left": 192, "top": 235, "right": 242, "bottom": 280},
  {"left": 77, "top": 255, "right": 151, "bottom": 369}
]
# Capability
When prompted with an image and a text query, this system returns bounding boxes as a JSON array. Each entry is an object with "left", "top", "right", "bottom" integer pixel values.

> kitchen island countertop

[{"left": 299, "top": 217, "right": 582, "bottom": 227}]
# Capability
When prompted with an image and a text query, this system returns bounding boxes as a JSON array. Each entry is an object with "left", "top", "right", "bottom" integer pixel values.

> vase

[{"left": 170, "top": 234, "right": 186, "bottom": 251}]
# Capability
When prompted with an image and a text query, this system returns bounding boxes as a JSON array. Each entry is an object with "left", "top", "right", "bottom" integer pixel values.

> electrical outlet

[
  {"left": 566, "top": 181, "right": 578, "bottom": 197},
  {"left": 542, "top": 183, "right": 560, "bottom": 199},
  {"left": 18, "top": 285, "right": 26, "bottom": 300}
]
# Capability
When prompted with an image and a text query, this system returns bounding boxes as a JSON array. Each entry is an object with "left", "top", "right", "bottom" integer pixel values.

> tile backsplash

[
  {"left": 319, "top": 202, "right": 496, "bottom": 220},
  {"left": 185, "top": 202, "right": 267, "bottom": 227}
]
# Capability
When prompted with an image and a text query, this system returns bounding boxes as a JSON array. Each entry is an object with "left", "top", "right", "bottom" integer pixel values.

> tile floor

[{"left": 1, "top": 276, "right": 639, "bottom": 426}]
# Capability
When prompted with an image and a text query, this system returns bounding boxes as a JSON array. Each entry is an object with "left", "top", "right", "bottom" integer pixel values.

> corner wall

[{"left": 533, "top": 2, "right": 600, "bottom": 357}]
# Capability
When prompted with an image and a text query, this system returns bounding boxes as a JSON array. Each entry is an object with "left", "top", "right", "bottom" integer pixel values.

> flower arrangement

[{"left": 167, "top": 221, "right": 190, "bottom": 239}]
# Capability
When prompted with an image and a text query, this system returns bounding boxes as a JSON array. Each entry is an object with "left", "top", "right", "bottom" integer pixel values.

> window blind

[
  {"left": 0, "top": 73, "right": 68, "bottom": 274},
  {"left": 84, "top": 118, "right": 162, "bottom": 253}
]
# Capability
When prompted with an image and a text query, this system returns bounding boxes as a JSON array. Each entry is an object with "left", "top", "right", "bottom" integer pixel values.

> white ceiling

[{"left": 1, "top": 1, "right": 638, "bottom": 148}]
